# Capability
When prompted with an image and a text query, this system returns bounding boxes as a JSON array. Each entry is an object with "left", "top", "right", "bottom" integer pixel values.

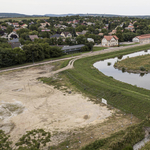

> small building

[
  {"left": 87, "top": 38, "right": 94, "bottom": 43},
  {"left": 98, "top": 33, "right": 104, "bottom": 36},
  {"left": 21, "top": 24, "right": 28, "bottom": 28},
  {"left": 8, "top": 38, "right": 21, "bottom": 49},
  {"left": 132, "top": 34, "right": 150, "bottom": 43},
  {"left": 102, "top": 35, "right": 119, "bottom": 47},
  {"left": 50, "top": 34, "right": 63, "bottom": 39},
  {"left": 29, "top": 35, "right": 39, "bottom": 41},
  {"left": 62, "top": 44, "right": 85, "bottom": 53},
  {"left": 61, "top": 32, "right": 72, "bottom": 38}
]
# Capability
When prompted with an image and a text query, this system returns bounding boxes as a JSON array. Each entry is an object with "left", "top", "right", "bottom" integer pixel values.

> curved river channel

[{"left": 93, "top": 50, "right": 150, "bottom": 90}]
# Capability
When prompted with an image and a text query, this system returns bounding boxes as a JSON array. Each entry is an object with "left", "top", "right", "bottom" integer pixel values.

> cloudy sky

[{"left": 1, "top": 0, "right": 150, "bottom": 15}]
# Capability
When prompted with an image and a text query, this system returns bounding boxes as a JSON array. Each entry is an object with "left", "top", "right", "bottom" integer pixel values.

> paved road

[{"left": 0, "top": 43, "right": 148, "bottom": 73}]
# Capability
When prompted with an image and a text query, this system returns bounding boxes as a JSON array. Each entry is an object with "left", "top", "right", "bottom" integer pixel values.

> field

[
  {"left": 115, "top": 53, "right": 150, "bottom": 73},
  {"left": 1, "top": 44, "right": 150, "bottom": 149},
  {"left": 0, "top": 17, "right": 49, "bottom": 21}
]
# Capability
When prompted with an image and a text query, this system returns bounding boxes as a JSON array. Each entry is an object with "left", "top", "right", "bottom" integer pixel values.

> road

[{"left": 0, "top": 43, "right": 148, "bottom": 73}]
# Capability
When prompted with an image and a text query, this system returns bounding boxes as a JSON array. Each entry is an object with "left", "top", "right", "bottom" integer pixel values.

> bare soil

[{"left": 0, "top": 64, "right": 116, "bottom": 146}]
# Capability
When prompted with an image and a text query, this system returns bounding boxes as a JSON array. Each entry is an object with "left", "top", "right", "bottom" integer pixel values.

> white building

[
  {"left": 132, "top": 34, "right": 150, "bottom": 43},
  {"left": 102, "top": 36, "right": 119, "bottom": 47},
  {"left": 87, "top": 38, "right": 94, "bottom": 43}
]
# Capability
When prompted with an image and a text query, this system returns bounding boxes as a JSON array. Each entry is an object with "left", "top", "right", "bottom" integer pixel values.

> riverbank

[{"left": 114, "top": 54, "right": 150, "bottom": 74}]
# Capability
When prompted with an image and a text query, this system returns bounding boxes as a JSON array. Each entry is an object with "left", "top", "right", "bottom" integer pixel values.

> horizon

[
  {"left": 0, "top": 0, "right": 150, "bottom": 16},
  {"left": 1, "top": 12, "right": 150, "bottom": 17}
]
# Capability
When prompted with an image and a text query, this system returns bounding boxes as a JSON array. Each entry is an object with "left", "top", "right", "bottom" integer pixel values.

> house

[
  {"left": 41, "top": 29, "right": 50, "bottom": 32},
  {"left": 40, "top": 22, "right": 50, "bottom": 28},
  {"left": 76, "top": 32, "right": 83, "bottom": 36},
  {"left": 21, "top": 24, "right": 28, "bottom": 28},
  {"left": 98, "top": 33, "right": 104, "bottom": 36},
  {"left": 61, "top": 32, "right": 72, "bottom": 38},
  {"left": 13, "top": 23, "right": 19, "bottom": 28},
  {"left": 102, "top": 35, "right": 119, "bottom": 47},
  {"left": 62, "top": 44, "right": 85, "bottom": 53},
  {"left": 109, "top": 30, "right": 116, "bottom": 35},
  {"left": 1, "top": 26, "right": 7, "bottom": 30},
  {"left": 50, "top": 34, "right": 63, "bottom": 39},
  {"left": 13, "top": 28, "right": 20, "bottom": 32},
  {"left": 87, "top": 38, "right": 94, "bottom": 43},
  {"left": 8, "top": 38, "right": 21, "bottom": 49},
  {"left": 132, "top": 34, "right": 150, "bottom": 43},
  {"left": 29, "top": 35, "right": 39, "bottom": 41}
]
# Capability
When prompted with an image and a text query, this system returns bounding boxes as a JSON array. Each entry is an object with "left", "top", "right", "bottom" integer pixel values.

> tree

[
  {"left": 6, "top": 26, "right": 13, "bottom": 34},
  {"left": 76, "top": 35, "right": 87, "bottom": 44}
]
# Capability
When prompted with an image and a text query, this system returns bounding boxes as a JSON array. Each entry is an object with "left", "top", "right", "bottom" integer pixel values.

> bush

[
  {"left": 140, "top": 66, "right": 146, "bottom": 71},
  {"left": 107, "top": 62, "right": 111, "bottom": 66}
]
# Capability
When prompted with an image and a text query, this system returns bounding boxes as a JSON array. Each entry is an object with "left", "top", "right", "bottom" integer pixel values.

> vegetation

[
  {"left": 114, "top": 54, "right": 150, "bottom": 72},
  {"left": 0, "top": 129, "right": 51, "bottom": 150},
  {"left": 41, "top": 44, "right": 150, "bottom": 120},
  {"left": 0, "top": 130, "right": 12, "bottom": 150},
  {"left": 81, "top": 120, "right": 149, "bottom": 150},
  {"left": 0, "top": 17, "right": 49, "bottom": 22}
]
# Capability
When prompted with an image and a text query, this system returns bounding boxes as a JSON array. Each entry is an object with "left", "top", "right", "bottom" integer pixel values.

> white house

[
  {"left": 132, "top": 34, "right": 150, "bottom": 43},
  {"left": 61, "top": 32, "right": 72, "bottom": 38},
  {"left": 102, "top": 36, "right": 119, "bottom": 47}
]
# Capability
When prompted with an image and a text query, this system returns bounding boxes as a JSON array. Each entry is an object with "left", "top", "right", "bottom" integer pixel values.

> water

[{"left": 93, "top": 50, "right": 150, "bottom": 90}]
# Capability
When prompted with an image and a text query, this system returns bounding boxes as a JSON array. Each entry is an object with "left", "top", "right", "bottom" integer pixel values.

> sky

[{"left": 0, "top": 0, "right": 150, "bottom": 16}]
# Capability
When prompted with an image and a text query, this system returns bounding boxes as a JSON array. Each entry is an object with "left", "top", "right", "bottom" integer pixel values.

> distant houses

[
  {"left": 50, "top": 34, "right": 63, "bottom": 39},
  {"left": 102, "top": 35, "right": 119, "bottom": 47},
  {"left": 29, "top": 35, "right": 39, "bottom": 41},
  {"left": 132, "top": 34, "right": 150, "bottom": 43},
  {"left": 8, "top": 38, "right": 21, "bottom": 49}
]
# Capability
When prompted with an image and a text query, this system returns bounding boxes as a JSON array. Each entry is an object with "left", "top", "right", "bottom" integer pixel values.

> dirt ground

[{"left": 0, "top": 64, "right": 116, "bottom": 146}]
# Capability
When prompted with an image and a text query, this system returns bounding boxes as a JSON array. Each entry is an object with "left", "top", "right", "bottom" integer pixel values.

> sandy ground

[{"left": 0, "top": 64, "right": 113, "bottom": 145}]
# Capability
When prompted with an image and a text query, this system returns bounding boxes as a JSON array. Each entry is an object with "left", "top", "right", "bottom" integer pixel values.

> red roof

[
  {"left": 136, "top": 34, "right": 150, "bottom": 39},
  {"left": 104, "top": 35, "right": 118, "bottom": 41}
]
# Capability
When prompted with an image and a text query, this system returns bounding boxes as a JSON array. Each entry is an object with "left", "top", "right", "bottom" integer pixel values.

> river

[{"left": 93, "top": 50, "right": 150, "bottom": 90}]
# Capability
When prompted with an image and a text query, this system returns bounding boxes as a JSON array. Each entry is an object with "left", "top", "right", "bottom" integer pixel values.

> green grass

[
  {"left": 40, "top": 44, "right": 150, "bottom": 150},
  {"left": 93, "top": 47, "right": 108, "bottom": 51},
  {"left": 41, "top": 44, "right": 150, "bottom": 120},
  {"left": 115, "top": 54, "right": 150, "bottom": 72},
  {"left": 81, "top": 120, "right": 150, "bottom": 150},
  {"left": 0, "top": 17, "right": 49, "bottom": 21}
]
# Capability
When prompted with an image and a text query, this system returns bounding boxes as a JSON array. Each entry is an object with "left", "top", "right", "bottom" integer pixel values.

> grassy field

[
  {"left": 115, "top": 54, "right": 150, "bottom": 72},
  {"left": 42, "top": 44, "right": 150, "bottom": 120},
  {"left": 93, "top": 47, "right": 108, "bottom": 51},
  {"left": 41, "top": 44, "right": 150, "bottom": 149},
  {"left": 0, "top": 17, "right": 49, "bottom": 21}
]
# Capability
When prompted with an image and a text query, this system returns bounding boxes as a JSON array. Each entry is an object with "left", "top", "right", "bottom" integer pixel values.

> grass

[
  {"left": 115, "top": 54, "right": 150, "bottom": 72},
  {"left": 41, "top": 44, "right": 150, "bottom": 120},
  {"left": 140, "top": 140, "right": 150, "bottom": 150},
  {"left": 93, "top": 47, "right": 108, "bottom": 51},
  {"left": 39, "top": 44, "right": 150, "bottom": 149},
  {"left": 0, "top": 17, "right": 49, "bottom": 21}
]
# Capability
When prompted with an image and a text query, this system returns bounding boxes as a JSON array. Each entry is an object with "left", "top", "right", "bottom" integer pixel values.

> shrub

[
  {"left": 140, "top": 66, "right": 145, "bottom": 71},
  {"left": 107, "top": 62, "right": 111, "bottom": 66}
]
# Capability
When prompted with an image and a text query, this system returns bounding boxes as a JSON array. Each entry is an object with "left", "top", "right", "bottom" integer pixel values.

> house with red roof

[
  {"left": 132, "top": 34, "right": 150, "bottom": 43},
  {"left": 102, "top": 35, "right": 119, "bottom": 47}
]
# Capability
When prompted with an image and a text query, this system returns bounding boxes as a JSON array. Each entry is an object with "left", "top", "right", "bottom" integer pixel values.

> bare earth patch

[{"left": 0, "top": 64, "right": 115, "bottom": 146}]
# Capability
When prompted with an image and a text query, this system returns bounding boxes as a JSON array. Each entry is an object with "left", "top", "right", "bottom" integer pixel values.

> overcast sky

[{"left": 1, "top": 0, "right": 150, "bottom": 15}]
